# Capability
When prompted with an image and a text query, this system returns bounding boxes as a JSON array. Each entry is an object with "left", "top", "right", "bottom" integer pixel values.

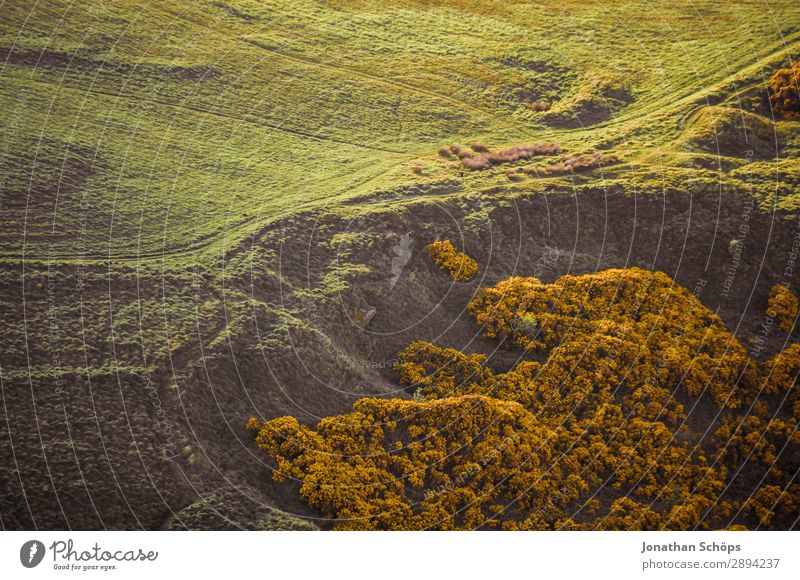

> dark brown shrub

[
  {"left": 520, "top": 166, "right": 540, "bottom": 176},
  {"left": 522, "top": 152, "right": 619, "bottom": 176}
]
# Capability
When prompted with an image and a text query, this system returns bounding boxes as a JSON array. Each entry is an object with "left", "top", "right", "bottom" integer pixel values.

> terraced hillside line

[
  {"left": 242, "top": 38, "right": 508, "bottom": 128},
  {"left": 147, "top": 2, "right": 520, "bottom": 127}
]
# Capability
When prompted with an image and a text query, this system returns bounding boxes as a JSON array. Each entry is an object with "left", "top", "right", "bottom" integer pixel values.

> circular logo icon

[{"left": 20, "top": 540, "right": 45, "bottom": 568}]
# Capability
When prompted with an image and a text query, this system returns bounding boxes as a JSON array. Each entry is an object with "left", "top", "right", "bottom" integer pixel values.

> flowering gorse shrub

[{"left": 427, "top": 240, "right": 478, "bottom": 282}]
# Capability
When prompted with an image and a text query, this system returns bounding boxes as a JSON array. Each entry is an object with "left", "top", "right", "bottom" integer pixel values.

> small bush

[
  {"left": 448, "top": 142, "right": 561, "bottom": 171},
  {"left": 449, "top": 144, "right": 472, "bottom": 159},
  {"left": 769, "top": 63, "right": 800, "bottom": 117},
  {"left": 250, "top": 268, "right": 800, "bottom": 530},
  {"left": 768, "top": 284, "right": 798, "bottom": 332},
  {"left": 525, "top": 101, "right": 550, "bottom": 112},
  {"left": 412, "top": 164, "right": 424, "bottom": 175},
  {"left": 427, "top": 240, "right": 478, "bottom": 282}
]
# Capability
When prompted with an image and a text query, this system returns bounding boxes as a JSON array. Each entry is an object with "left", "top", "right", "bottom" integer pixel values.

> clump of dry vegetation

[
  {"left": 447, "top": 142, "right": 561, "bottom": 170},
  {"left": 769, "top": 62, "right": 800, "bottom": 117},
  {"left": 427, "top": 240, "right": 478, "bottom": 281},
  {"left": 249, "top": 268, "right": 800, "bottom": 530},
  {"left": 521, "top": 151, "right": 619, "bottom": 176}
]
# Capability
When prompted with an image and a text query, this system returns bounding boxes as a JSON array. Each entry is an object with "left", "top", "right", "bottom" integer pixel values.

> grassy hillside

[
  {"left": 1, "top": 0, "right": 800, "bottom": 530},
  {"left": 2, "top": 0, "right": 800, "bottom": 260}
]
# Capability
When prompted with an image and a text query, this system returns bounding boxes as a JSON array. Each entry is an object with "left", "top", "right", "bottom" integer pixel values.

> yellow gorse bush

[
  {"left": 250, "top": 396, "right": 570, "bottom": 530},
  {"left": 249, "top": 268, "right": 799, "bottom": 530}
]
